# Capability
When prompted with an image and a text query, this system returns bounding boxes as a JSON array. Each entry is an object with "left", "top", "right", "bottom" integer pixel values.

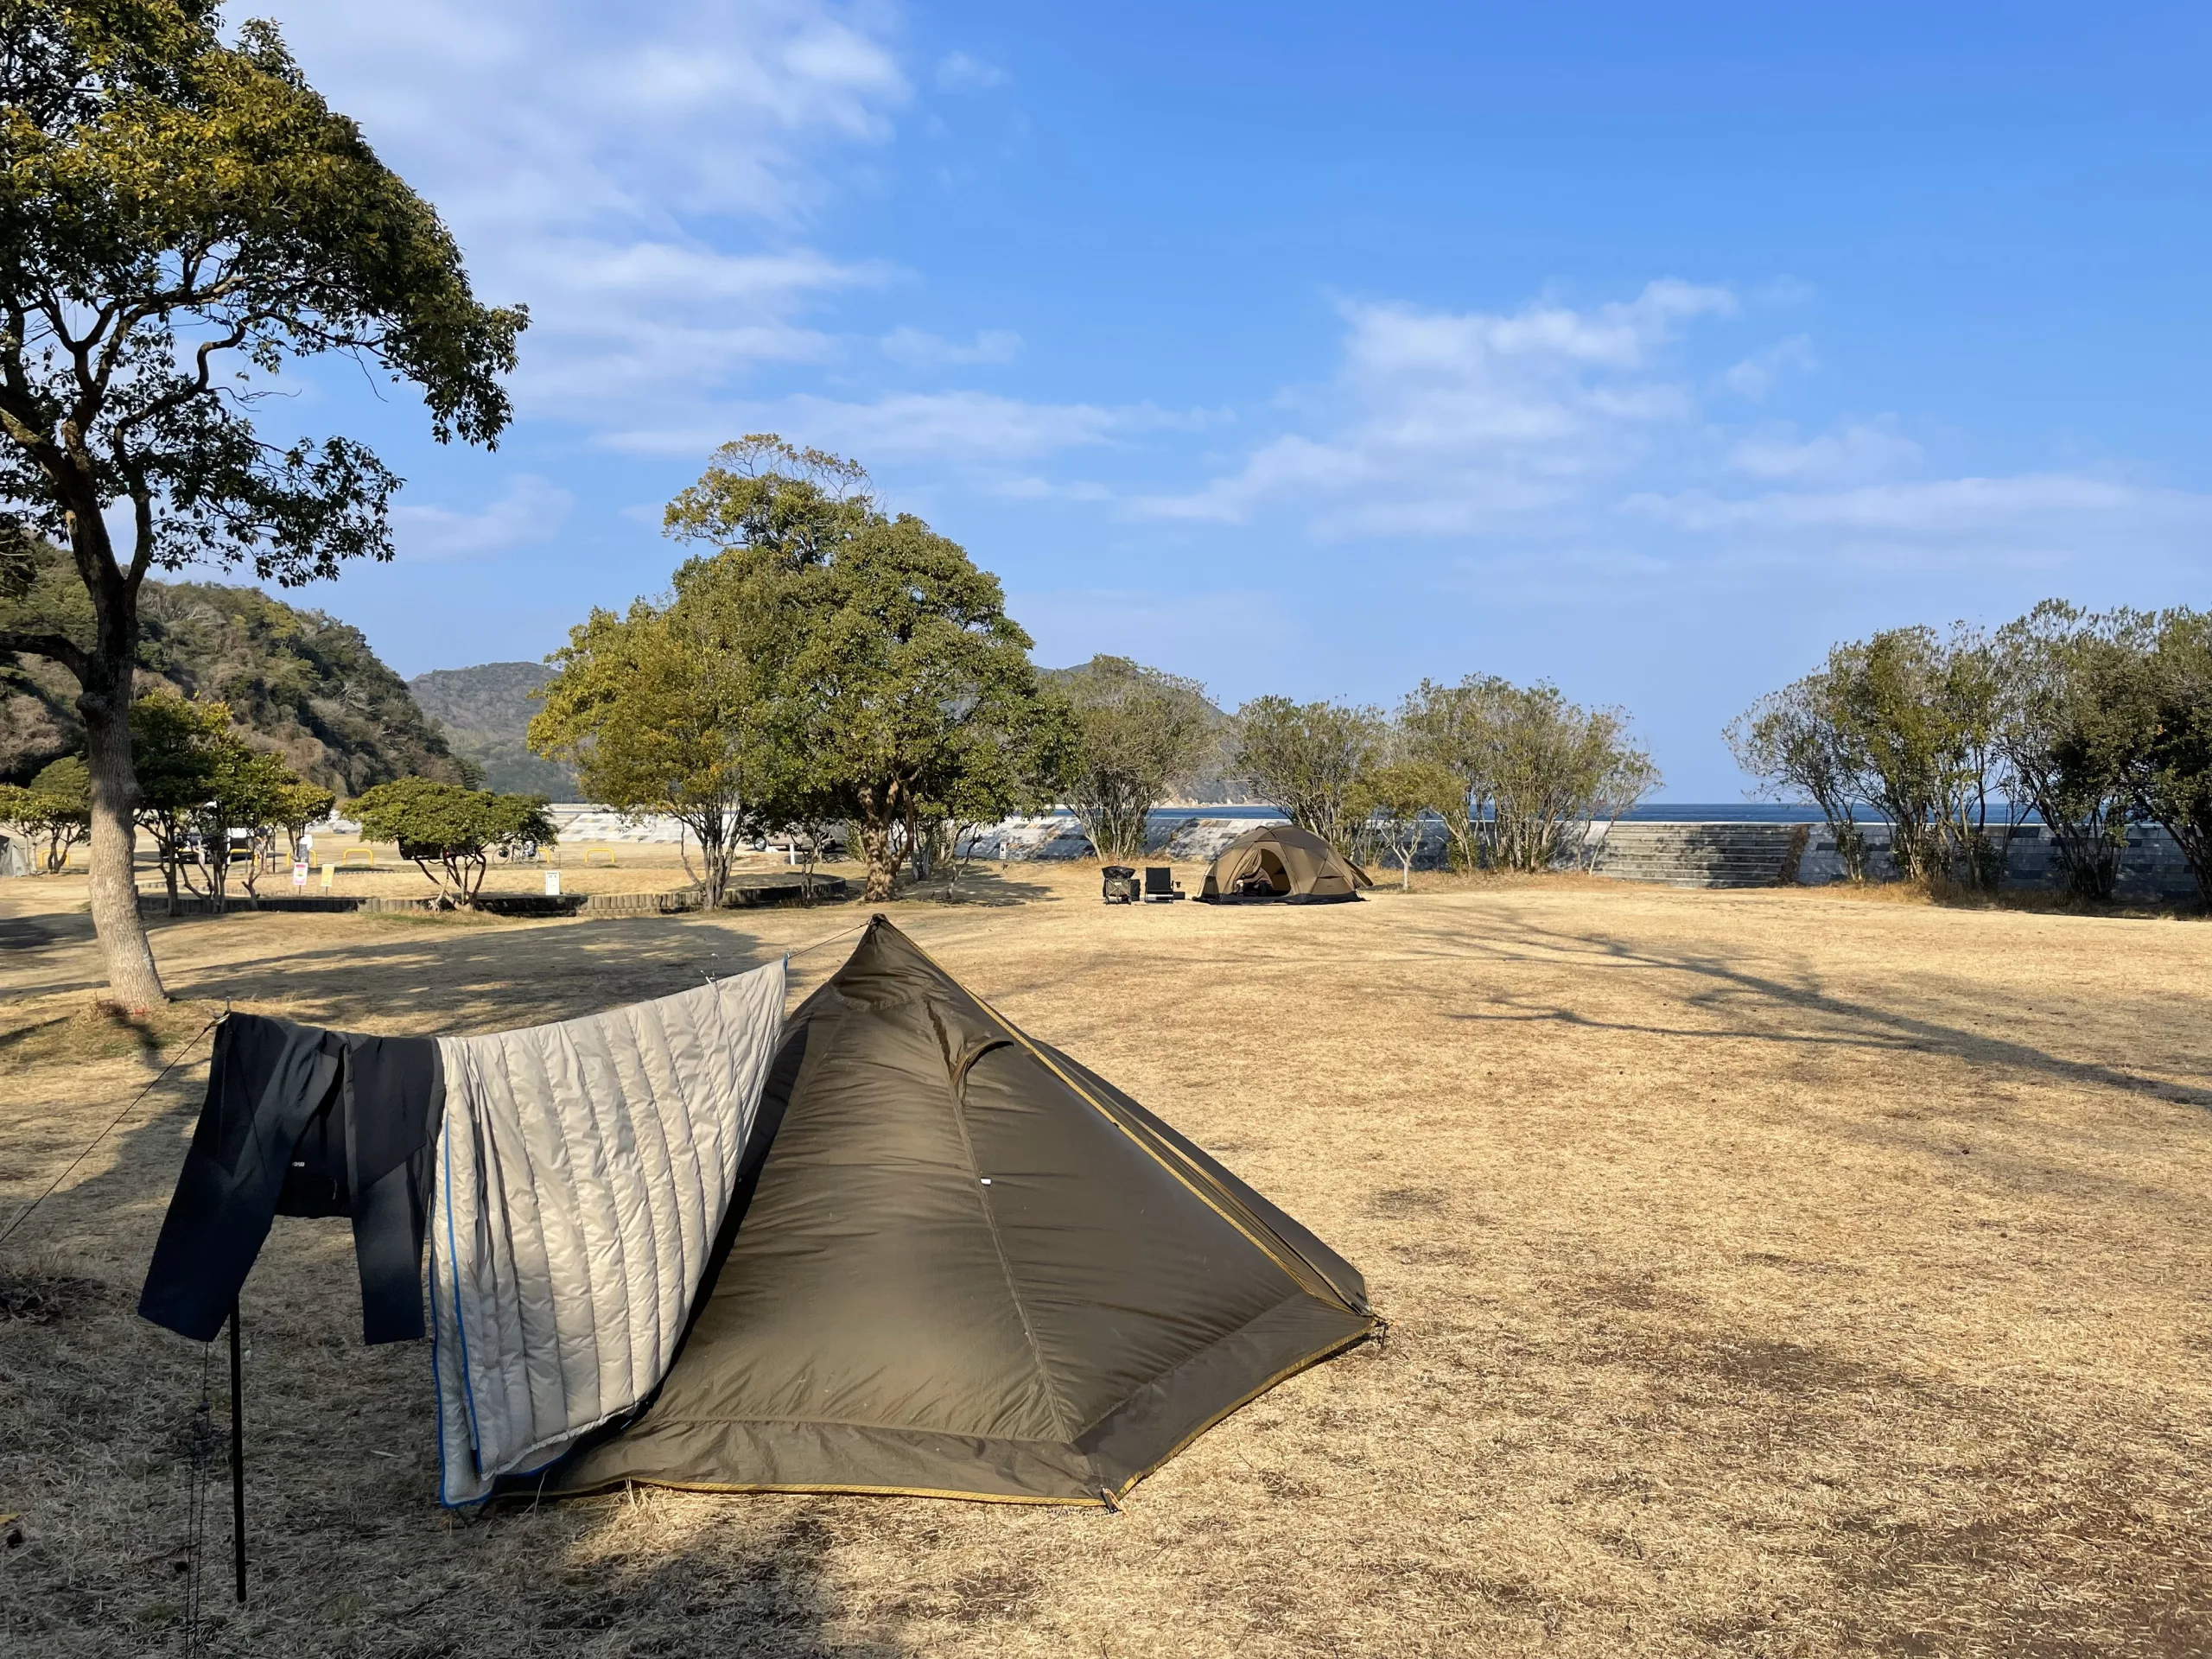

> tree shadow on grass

[
  {"left": 1399, "top": 907, "right": 2212, "bottom": 1220},
  {"left": 895, "top": 862, "right": 1061, "bottom": 908},
  {"left": 148, "top": 913, "right": 790, "bottom": 1034},
  {"left": 1410, "top": 909, "right": 2212, "bottom": 1110}
]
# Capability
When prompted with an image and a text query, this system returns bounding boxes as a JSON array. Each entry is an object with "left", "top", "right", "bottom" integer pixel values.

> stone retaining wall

[{"left": 1790, "top": 821, "right": 2200, "bottom": 901}]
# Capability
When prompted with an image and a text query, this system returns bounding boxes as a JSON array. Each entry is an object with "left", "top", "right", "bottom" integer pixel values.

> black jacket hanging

[{"left": 138, "top": 1014, "right": 443, "bottom": 1344}]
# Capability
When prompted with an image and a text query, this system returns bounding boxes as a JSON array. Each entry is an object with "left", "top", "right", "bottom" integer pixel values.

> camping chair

[
  {"left": 1143, "top": 866, "right": 1185, "bottom": 902},
  {"left": 1101, "top": 865, "right": 1141, "bottom": 905}
]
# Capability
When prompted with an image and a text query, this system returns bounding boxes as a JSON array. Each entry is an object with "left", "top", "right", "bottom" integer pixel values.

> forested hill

[
  {"left": 0, "top": 569, "right": 474, "bottom": 792},
  {"left": 407, "top": 662, "right": 579, "bottom": 798}
]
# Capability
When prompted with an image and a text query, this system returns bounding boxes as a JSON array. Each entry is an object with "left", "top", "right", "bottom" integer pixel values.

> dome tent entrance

[
  {"left": 544, "top": 917, "right": 1378, "bottom": 1507},
  {"left": 1198, "top": 823, "right": 1373, "bottom": 904}
]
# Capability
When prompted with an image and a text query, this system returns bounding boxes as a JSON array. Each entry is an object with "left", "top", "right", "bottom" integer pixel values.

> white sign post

[
  {"left": 291, "top": 861, "right": 308, "bottom": 892},
  {"left": 545, "top": 869, "right": 562, "bottom": 896}
]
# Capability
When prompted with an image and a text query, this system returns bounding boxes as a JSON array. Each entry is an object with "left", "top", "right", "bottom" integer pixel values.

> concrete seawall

[{"left": 1783, "top": 820, "right": 2200, "bottom": 902}]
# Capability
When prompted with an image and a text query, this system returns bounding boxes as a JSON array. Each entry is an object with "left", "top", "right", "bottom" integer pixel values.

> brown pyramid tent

[
  {"left": 546, "top": 918, "right": 1377, "bottom": 1506},
  {"left": 1198, "top": 823, "right": 1373, "bottom": 904}
]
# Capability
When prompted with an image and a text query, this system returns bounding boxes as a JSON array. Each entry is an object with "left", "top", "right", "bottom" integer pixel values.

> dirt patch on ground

[{"left": 3, "top": 864, "right": 2209, "bottom": 1655}]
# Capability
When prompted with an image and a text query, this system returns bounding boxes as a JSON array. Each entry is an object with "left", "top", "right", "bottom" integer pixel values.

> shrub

[{"left": 351, "top": 779, "right": 556, "bottom": 906}]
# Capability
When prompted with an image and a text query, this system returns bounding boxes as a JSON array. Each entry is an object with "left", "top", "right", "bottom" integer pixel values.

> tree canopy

[
  {"left": 1346, "top": 759, "right": 1459, "bottom": 888},
  {"left": 0, "top": 2, "right": 522, "bottom": 1003},
  {"left": 2133, "top": 610, "right": 2212, "bottom": 904},
  {"left": 1054, "top": 655, "right": 1217, "bottom": 862},
  {"left": 1231, "top": 696, "right": 1389, "bottom": 855},
  {"left": 649, "top": 439, "right": 1069, "bottom": 904},
  {"left": 531, "top": 563, "right": 790, "bottom": 909},
  {"left": 1730, "top": 602, "right": 2212, "bottom": 906},
  {"left": 350, "top": 779, "right": 555, "bottom": 907},
  {"left": 0, "top": 750, "right": 89, "bottom": 868},
  {"left": 130, "top": 683, "right": 225, "bottom": 908},
  {"left": 128, "top": 684, "right": 326, "bottom": 910},
  {"left": 1980, "top": 602, "right": 2149, "bottom": 899}
]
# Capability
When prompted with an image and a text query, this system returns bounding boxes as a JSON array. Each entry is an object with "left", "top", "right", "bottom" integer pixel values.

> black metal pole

[{"left": 228, "top": 1300, "right": 245, "bottom": 1604}]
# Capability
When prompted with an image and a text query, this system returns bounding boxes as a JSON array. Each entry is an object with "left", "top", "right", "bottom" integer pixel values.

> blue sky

[{"left": 247, "top": 2, "right": 2212, "bottom": 797}]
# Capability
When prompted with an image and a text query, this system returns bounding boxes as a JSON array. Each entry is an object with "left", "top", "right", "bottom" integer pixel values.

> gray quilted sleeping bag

[{"left": 428, "top": 960, "right": 787, "bottom": 1503}]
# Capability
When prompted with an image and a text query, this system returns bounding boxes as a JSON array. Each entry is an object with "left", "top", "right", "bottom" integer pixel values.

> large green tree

[
  {"left": 351, "top": 779, "right": 555, "bottom": 909},
  {"left": 1231, "top": 696, "right": 1389, "bottom": 854},
  {"left": 1993, "top": 601, "right": 2148, "bottom": 899},
  {"left": 1053, "top": 655, "right": 1216, "bottom": 862},
  {"left": 129, "top": 683, "right": 223, "bottom": 911},
  {"left": 531, "top": 564, "right": 791, "bottom": 910},
  {"left": 2132, "top": 609, "right": 2212, "bottom": 908},
  {"left": 790, "top": 512, "right": 1066, "bottom": 901},
  {"left": 193, "top": 732, "right": 292, "bottom": 911},
  {"left": 1725, "top": 667, "right": 1871, "bottom": 880},
  {"left": 1346, "top": 758, "right": 1459, "bottom": 889},
  {"left": 0, "top": 749, "right": 88, "bottom": 868},
  {"left": 661, "top": 437, "right": 1066, "bottom": 905},
  {"left": 1400, "top": 675, "right": 1506, "bottom": 870},
  {"left": 1478, "top": 683, "right": 1658, "bottom": 873},
  {"left": 1824, "top": 626, "right": 2009, "bottom": 889},
  {"left": 0, "top": 3, "right": 522, "bottom": 1004}
]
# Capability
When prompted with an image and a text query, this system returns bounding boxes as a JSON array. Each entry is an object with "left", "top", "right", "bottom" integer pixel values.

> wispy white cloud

[
  {"left": 993, "top": 475, "right": 1112, "bottom": 502},
  {"left": 880, "top": 327, "right": 1024, "bottom": 368},
  {"left": 1725, "top": 420, "right": 1921, "bottom": 483},
  {"left": 1626, "top": 474, "right": 2212, "bottom": 543},
  {"left": 261, "top": 1, "right": 912, "bottom": 425},
  {"left": 1135, "top": 282, "right": 1733, "bottom": 531},
  {"left": 934, "top": 50, "right": 1007, "bottom": 92},
  {"left": 773, "top": 391, "right": 1137, "bottom": 461},
  {"left": 393, "top": 475, "right": 575, "bottom": 560},
  {"left": 1134, "top": 280, "right": 2212, "bottom": 575},
  {"left": 1723, "top": 333, "right": 1815, "bottom": 400},
  {"left": 605, "top": 389, "right": 1205, "bottom": 464}
]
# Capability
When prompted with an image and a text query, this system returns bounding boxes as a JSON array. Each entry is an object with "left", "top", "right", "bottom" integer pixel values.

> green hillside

[
  {"left": 408, "top": 662, "right": 580, "bottom": 798},
  {"left": 0, "top": 550, "right": 473, "bottom": 792}
]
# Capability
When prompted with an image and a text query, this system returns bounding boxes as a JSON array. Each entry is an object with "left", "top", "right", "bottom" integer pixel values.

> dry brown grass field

[{"left": 3, "top": 857, "right": 2209, "bottom": 1656}]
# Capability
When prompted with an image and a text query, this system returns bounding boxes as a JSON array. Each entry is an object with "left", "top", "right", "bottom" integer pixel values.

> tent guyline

[
  {"left": 0, "top": 1011, "right": 220, "bottom": 1251},
  {"left": 137, "top": 917, "right": 1379, "bottom": 1510}
]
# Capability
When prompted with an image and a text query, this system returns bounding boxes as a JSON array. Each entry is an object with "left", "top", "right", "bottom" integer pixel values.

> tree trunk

[
  {"left": 79, "top": 637, "right": 168, "bottom": 1006},
  {"left": 859, "top": 813, "right": 899, "bottom": 903},
  {"left": 798, "top": 820, "right": 825, "bottom": 904},
  {"left": 700, "top": 815, "right": 729, "bottom": 908},
  {"left": 207, "top": 826, "right": 228, "bottom": 916}
]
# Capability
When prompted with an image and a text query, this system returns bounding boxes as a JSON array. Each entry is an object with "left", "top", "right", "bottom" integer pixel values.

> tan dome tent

[
  {"left": 1198, "top": 823, "right": 1373, "bottom": 904},
  {"left": 544, "top": 917, "right": 1378, "bottom": 1506}
]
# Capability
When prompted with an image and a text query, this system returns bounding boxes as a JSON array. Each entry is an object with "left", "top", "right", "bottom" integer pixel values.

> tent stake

[{"left": 229, "top": 1300, "right": 246, "bottom": 1604}]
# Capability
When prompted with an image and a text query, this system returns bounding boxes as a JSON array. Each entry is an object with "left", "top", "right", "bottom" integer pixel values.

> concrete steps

[{"left": 1589, "top": 823, "right": 1812, "bottom": 889}]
